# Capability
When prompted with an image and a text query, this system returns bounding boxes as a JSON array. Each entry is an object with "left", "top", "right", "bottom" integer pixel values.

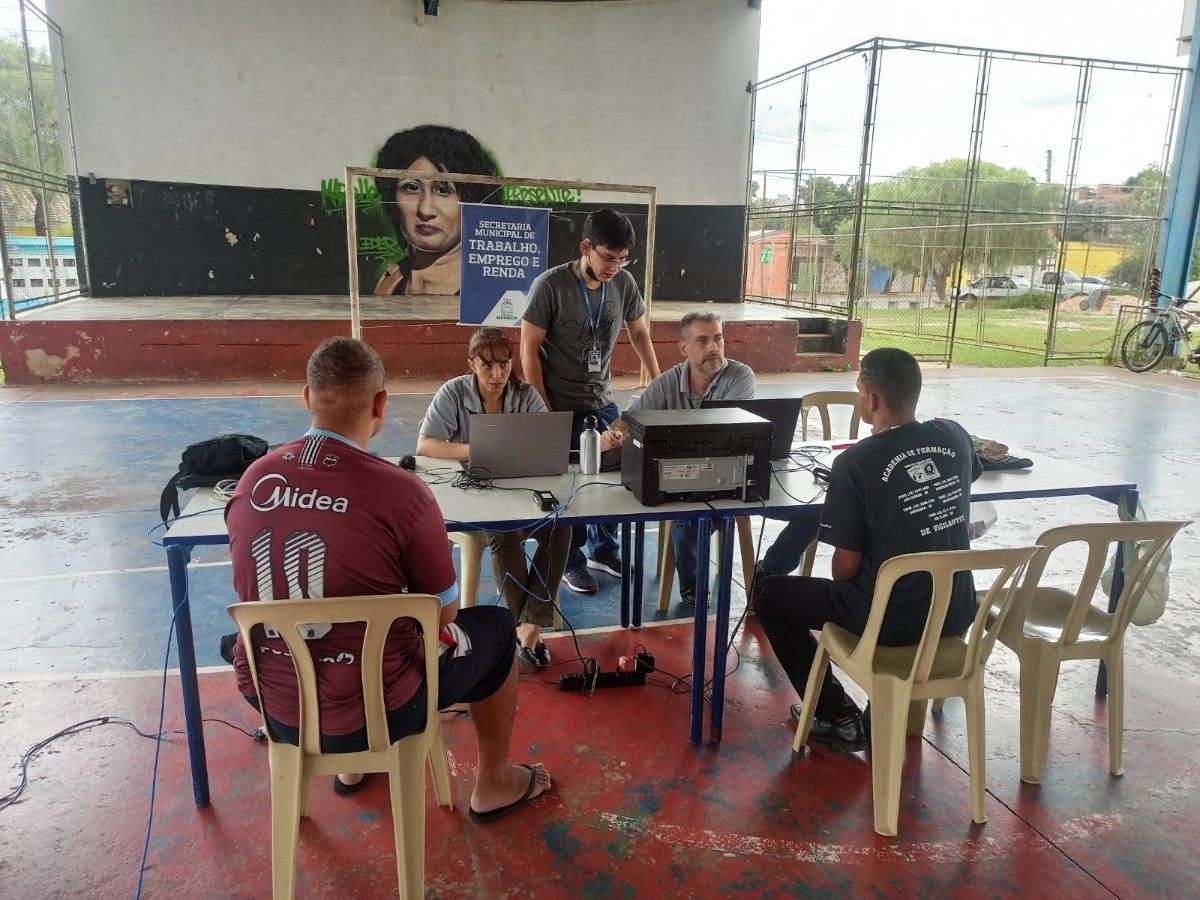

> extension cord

[
  {"left": 558, "top": 670, "right": 646, "bottom": 691},
  {"left": 558, "top": 652, "right": 654, "bottom": 692}
]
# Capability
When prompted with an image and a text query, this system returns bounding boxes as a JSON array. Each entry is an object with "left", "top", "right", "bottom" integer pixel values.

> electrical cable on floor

[
  {"left": 0, "top": 714, "right": 258, "bottom": 816},
  {"left": 134, "top": 596, "right": 182, "bottom": 899}
]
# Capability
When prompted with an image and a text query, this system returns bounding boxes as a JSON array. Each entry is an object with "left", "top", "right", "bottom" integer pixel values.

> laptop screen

[{"left": 701, "top": 398, "right": 803, "bottom": 460}]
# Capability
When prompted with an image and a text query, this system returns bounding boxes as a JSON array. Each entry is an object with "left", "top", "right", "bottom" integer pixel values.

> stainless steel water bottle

[{"left": 580, "top": 415, "right": 601, "bottom": 475}]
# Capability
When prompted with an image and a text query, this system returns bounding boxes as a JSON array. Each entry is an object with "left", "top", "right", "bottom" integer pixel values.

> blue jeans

[
  {"left": 670, "top": 519, "right": 714, "bottom": 596},
  {"left": 758, "top": 514, "right": 822, "bottom": 579},
  {"left": 567, "top": 403, "right": 620, "bottom": 571}
]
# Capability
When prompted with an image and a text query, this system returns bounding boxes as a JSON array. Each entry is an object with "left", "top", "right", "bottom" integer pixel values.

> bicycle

[{"left": 1120, "top": 279, "right": 1200, "bottom": 373}]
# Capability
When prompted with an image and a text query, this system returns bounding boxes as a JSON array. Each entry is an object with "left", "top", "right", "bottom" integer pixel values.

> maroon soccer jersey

[{"left": 227, "top": 431, "right": 457, "bottom": 735}]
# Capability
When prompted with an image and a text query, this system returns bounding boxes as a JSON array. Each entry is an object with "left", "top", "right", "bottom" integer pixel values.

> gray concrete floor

[{"left": 16, "top": 294, "right": 795, "bottom": 322}]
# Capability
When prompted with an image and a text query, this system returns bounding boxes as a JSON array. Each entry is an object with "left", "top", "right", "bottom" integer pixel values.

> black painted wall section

[{"left": 80, "top": 179, "right": 745, "bottom": 302}]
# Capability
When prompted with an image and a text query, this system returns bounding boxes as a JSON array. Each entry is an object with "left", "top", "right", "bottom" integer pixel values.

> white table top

[
  {"left": 162, "top": 447, "right": 1136, "bottom": 547},
  {"left": 163, "top": 456, "right": 720, "bottom": 545},
  {"left": 707, "top": 445, "right": 1135, "bottom": 516}
]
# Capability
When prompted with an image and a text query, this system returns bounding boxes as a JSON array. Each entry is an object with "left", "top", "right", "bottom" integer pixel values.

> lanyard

[{"left": 577, "top": 270, "right": 606, "bottom": 341}]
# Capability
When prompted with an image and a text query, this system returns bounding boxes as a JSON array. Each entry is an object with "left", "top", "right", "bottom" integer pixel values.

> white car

[
  {"left": 957, "top": 275, "right": 1032, "bottom": 303},
  {"left": 1038, "top": 271, "right": 1090, "bottom": 297}
]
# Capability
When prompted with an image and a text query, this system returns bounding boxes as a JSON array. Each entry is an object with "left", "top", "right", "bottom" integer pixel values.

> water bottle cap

[{"left": 584, "top": 415, "right": 598, "bottom": 429}]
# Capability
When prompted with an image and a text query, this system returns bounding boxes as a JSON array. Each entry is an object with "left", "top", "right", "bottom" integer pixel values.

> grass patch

[{"left": 859, "top": 305, "right": 1118, "bottom": 367}]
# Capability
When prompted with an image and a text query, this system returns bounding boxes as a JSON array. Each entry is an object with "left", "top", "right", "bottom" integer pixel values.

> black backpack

[{"left": 159, "top": 433, "right": 268, "bottom": 522}]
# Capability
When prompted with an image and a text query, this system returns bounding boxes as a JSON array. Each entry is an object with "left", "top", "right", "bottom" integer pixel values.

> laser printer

[{"left": 621, "top": 408, "right": 773, "bottom": 506}]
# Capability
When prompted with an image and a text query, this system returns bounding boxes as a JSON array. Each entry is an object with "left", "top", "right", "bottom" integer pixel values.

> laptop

[
  {"left": 701, "top": 397, "right": 803, "bottom": 460},
  {"left": 467, "top": 411, "right": 572, "bottom": 478}
]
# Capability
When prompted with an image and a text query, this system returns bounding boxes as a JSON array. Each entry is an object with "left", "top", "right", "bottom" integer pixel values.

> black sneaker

[
  {"left": 586, "top": 552, "right": 622, "bottom": 578},
  {"left": 790, "top": 703, "right": 869, "bottom": 753},
  {"left": 564, "top": 566, "right": 599, "bottom": 593},
  {"left": 679, "top": 587, "right": 696, "bottom": 606},
  {"left": 219, "top": 632, "right": 238, "bottom": 665}
]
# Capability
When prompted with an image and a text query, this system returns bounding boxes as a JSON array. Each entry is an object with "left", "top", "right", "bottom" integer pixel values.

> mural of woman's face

[{"left": 395, "top": 157, "right": 462, "bottom": 255}]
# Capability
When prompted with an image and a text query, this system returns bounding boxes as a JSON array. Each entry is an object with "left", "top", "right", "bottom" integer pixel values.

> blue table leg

[
  {"left": 167, "top": 543, "right": 210, "bottom": 808},
  {"left": 690, "top": 514, "right": 711, "bottom": 746},
  {"left": 632, "top": 521, "right": 645, "bottom": 629},
  {"left": 1097, "top": 488, "right": 1139, "bottom": 696},
  {"left": 620, "top": 522, "right": 632, "bottom": 629},
  {"left": 709, "top": 515, "right": 736, "bottom": 744}
]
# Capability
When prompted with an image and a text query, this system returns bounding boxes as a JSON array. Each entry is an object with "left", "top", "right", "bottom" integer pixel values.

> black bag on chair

[{"left": 159, "top": 433, "right": 268, "bottom": 522}]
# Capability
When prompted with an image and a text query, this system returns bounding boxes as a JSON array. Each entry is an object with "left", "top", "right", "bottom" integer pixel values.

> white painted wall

[{"left": 49, "top": 0, "right": 759, "bottom": 205}]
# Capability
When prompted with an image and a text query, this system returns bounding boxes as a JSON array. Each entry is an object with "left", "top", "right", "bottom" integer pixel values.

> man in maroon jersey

[{"left": 227, "top": 336, "right": 551, "bottom": 821}]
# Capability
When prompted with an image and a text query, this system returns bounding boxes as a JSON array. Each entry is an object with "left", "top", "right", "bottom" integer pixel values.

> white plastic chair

[
  {"left": 792, "top": 545, "right": 1039, "bottom": 835},
  {"left": 228, "top": 593, "right": 453, "bottom": 899},
  {"left": 989, "top": 520, "right": 1188, "bottom": 783}
]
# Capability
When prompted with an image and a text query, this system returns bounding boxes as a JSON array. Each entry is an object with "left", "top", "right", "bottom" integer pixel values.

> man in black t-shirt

[{"left": 755, "top": 348, "right": 982, "bottom": 751}]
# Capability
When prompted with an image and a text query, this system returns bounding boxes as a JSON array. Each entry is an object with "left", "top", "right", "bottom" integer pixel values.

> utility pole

[{"left": 1045, "top": 149, "right": 1053, "bottom": 183}]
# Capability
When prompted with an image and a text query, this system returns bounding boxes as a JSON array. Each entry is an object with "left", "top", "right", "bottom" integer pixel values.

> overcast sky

[{"left": 754, "top": 0, "right": 1192, "bottom": 189}]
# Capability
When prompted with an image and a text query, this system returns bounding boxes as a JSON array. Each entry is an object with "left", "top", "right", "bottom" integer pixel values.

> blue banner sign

[{"left": 459, "top": 202, "right": 550, "bottom": 326}]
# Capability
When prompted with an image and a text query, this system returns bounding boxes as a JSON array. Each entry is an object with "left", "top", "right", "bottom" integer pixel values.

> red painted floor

[{"left": 3, "top": 619, "right": 1196, "bottom": 898}]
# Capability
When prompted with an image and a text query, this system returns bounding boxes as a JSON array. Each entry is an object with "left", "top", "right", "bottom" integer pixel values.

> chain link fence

[
  {"left": 746, "top": 38, "right": 1184, "bottom": 366},
  {"left": 1, "top": 0, "right": 86, "bottom": 319}
]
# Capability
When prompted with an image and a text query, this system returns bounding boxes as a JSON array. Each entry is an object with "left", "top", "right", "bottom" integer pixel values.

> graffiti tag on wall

[
  {"left": 320, "top": 178, "right": 383, "bottom": 217},
  {"left": 503, "top": 185, "right": 582, "bottom": 206}
]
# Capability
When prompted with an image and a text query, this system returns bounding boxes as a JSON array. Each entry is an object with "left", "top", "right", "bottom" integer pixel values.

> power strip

[
  {"left": 558, "top": 652, "right": 655, "bottom": 692},
  {"left": 558, "top": 670, "right": 646, "bottom": 691}
]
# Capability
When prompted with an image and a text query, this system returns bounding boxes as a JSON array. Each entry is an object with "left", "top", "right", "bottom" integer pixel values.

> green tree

[
  {"left": 1, "top": 35, "right": 65, "bottom": 235},
  {"left": 802, "top": 175, "right": 854, "bottom": 236},
  {"left": 839, "top": 159, "right": 1060, "bottom": 303},
  {"left": 1104, "top": 163, "right": 1200, "bottom": 294}
]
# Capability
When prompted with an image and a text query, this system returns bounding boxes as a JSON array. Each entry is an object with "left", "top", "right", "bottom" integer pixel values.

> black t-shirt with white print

[{"left": 819, "top": 419, "right": 983, "bottom": 639}]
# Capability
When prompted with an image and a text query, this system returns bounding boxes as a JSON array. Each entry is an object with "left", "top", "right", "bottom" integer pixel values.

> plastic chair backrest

[
  {"left": 1019, "top": 521, "right": 1188, "bottom": 644},
  {"left": 852, "top": 546, "right": 1040, "bottom": 683},
  {"left": 800, "top": 390, "right": 861, "bottom": 441},
  {"left": 228, "top": 594, "right": 441, "bottom": 756}
]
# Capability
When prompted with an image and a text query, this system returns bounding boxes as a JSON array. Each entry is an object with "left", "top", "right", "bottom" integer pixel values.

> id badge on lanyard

[{"left": 579, "top": 271, "right": 606, "bottom": 374}]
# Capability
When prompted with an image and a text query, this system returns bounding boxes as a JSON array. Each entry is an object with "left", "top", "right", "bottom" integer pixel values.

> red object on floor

[{"left": 1, "top": 620, "right": 1198, "bottom": 896}]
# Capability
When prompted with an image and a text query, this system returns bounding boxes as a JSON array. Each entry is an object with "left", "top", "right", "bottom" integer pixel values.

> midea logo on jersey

[{"left": 250, "top": 473, "right": 349, "bottom": 514}]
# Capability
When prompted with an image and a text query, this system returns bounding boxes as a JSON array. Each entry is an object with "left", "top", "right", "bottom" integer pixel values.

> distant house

[{"left": 745, "top": 231, "right": 845, "bottom": 300}]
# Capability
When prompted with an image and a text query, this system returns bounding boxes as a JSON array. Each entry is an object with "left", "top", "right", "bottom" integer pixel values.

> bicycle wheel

[{"left": 1121, "top": 320, "right": 1169, "bottom": 372}]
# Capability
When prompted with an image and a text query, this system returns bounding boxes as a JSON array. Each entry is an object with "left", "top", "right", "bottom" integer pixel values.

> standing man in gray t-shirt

[
  {"left": 521, "top": 208, "right": 661, "bottom": 594},
  {"left": 619, "top": 312, "right": 756, "bottom": 604}
]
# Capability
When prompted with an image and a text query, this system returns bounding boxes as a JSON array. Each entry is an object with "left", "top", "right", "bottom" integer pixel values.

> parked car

[
  {"left": 1037, "top": 271, "right": 1090, "bottom": 296},
  {"left": 1082, "top": 275, "right": 1111, "bottom": 288},
  {"left": 957, "top": 274, "right": 1032, "bottom": 303}
]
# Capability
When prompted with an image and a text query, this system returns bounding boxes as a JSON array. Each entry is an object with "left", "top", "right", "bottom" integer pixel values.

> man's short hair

[
  {"left": 306, "top": 337, "right": 385, "bottom": 396},
  {"left": 680, "top": 311, "right": 722, "bottom": 339},
  {"left": 859, "top": 347, "right": 921, "bottom": 410},
  {"left": 583, "top": 208, "right": 635, "bottom": 252}
]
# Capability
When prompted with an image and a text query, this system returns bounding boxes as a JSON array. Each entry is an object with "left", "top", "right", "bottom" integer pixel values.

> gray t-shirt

[
  {"left": 522, "top": 261, "right": 646, "bottom": 412},
  {"left": 626, "top": 359, "right": 756, "bottom": 413},
  {"left": 420, "top": 374, "right": 547, "bottom": 444}
]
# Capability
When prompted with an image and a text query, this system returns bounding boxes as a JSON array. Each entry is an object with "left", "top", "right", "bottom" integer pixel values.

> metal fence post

[
  {"left": 0, "top": 197, "right": 15, "bottom": 319},
  {"left": 18, "top": 0, "right": 60, "bottom": 306}
]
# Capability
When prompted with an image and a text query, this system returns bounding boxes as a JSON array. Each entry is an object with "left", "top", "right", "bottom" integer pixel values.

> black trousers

[
  {"left": 247, "top": 605, "right": 515, "bottom": 753},
  {"left": 754, "top": 574, "right": 929, "bottom": 720}
]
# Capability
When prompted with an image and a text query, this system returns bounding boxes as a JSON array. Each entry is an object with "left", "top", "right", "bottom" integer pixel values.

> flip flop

[
  {"left": 333, "top": 773, "right": 372, "bottom": 796},
  {"left": 468, "top": 764, "right": 550, "bottom": 824}
]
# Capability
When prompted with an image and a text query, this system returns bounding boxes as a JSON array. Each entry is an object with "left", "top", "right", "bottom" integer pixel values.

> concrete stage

[
  {"left": 1, "top": 367, "right": 1198, "bottom": 896},
  {"left": 0, "top": 295, "right": 861, "bottom": 384}
]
